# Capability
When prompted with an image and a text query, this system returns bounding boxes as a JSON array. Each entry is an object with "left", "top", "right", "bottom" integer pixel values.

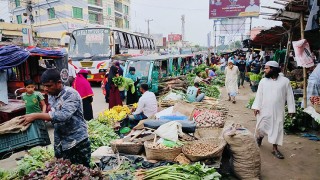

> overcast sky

[
  {"left": 0, "top": 0, "right": 282, "bottom": 46},
  {"left": 131, "top": 0, "right": 282, "bottom": 46}
]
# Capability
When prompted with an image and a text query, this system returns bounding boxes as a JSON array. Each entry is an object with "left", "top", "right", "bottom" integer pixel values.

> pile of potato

[
  {"left": 194, "top": 110, "right": 225, "bottom": 128},
  {"left": 183, "top": 142, "right": 218, "bottom": 156}
]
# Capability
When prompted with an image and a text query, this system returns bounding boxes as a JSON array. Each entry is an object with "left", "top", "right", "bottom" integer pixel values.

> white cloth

[
  {"left": 68, "top": 63, "right": 76, "bottom": 78},
  {"left": 0, "top": 71, "right": 8, "bottom": 104},
  {"left": 252, "top": 76, "right": 296, "bottom": 145},
  {"left": 194, "top": 76, "right": 203, "bottom": 83},
  {"left": 220, "top": 58, "right": 226, "bottom": 67},
  {"left": 265, "top": 61, "right": 279, "bottom": 68},
  {"left": 134, "top": 91, "right": 158, "bottom": 118},
  {"left": 225, "top": 66, "right": 239, "bottom": 96}
]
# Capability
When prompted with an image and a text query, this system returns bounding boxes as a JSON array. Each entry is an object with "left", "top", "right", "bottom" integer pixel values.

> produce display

[
  {"left": 88, "top": 120, "right": 119, "bottom": 152},
  {"left": 183, "top": 142, "right": 218, "bottom": 157},
  {"left": 146, "top": 141, "right": 183, "bottom": 150},
  {"left": 138, "top": 163, "right": 221, "bottom": 180},
  {"left": 0, "top": 147, "right": 54, "bottom": 179},
  {"left": 194, "top": 110, "right": 225, "bottom": 128},
  {"left": 284, "top": 106, "right": 309, "bottom": 132},
  {"left": 158, "top": 77, "right": 189, "bottom": 95},
  {"left": 200, "top": 84, "right": 221, "bottom": 99},
  {"left": 290, "top": 81, "right": 304, "bottom": 89},
  {"left": 22, "top": 159, "right": 103, "bottom": 180},
  {"left": 310, "top": 96, "right": 320, "bottom": 105},
  {"left": 97, "top": 105, "right": 131, "bottom": 126}
]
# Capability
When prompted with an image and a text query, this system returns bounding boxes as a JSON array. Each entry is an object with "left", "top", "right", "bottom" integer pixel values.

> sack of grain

[{"left": 223, "top": 124, "right": 261, "bottom": 180}]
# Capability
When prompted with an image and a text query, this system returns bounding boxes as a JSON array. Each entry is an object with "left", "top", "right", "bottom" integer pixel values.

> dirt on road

[{"left": 220, "top": 85, "right": 320, "bottom": 180}]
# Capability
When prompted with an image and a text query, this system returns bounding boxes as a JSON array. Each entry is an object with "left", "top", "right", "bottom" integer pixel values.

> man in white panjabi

[
  {"left": 225, "top": 60, "right": 239, "bottom": 104},
  {"left": 252, "top": 61, "right": 295, "bottom": 159}
]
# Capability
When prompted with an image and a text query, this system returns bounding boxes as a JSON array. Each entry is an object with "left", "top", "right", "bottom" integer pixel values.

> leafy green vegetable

[
  {"left": 284, "top": 106, "right": 309, "bottom": 132},
  {"left": 88, "top": 120, "right": 119, "bottom": 152},
  {"left": 112, "top": 76, "right": 125, "bottom": 87},
  {"left": 246, "top": 97, "right": 255, "bottom": 109},
  {"left": 199, "top": 83, "right": 221, "bottom": 99},
  {"left": 143, "top": 162, "right": 221, "bottom": 180}
]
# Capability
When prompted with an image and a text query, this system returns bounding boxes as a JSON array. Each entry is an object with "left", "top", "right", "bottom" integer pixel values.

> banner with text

[{"left": 209, "top": 0, "right": 260, "bottom": 19}]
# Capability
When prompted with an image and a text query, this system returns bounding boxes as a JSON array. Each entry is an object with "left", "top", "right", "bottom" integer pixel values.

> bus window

[
  {"left": 118, "top": 31, "right": 126, "bottom": 48},
  {"left": 150, "top": 39, "right": 155, "bottom": 50},
  {"left": 142, "top": 38, "right": 147, "bottom": 49},
  {"left": 131, "top": 35, "right": 138, "bottom": 49},
  {"left": 146, "top": 39, "right": 151, "bottom": 50},
  {"left": 139, "top": 37, "right": 144, "bottom": 49},
  {"left": 126, "top": 33, "right": 134, "bottom": 48}
]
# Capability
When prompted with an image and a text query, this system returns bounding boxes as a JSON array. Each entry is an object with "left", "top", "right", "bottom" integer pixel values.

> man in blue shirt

[
  {"left": 187, "top": 83, "right": 205, "bottom": 102},
  {"left": 20, "top": 69, "right": 90, "bottom": 167}
]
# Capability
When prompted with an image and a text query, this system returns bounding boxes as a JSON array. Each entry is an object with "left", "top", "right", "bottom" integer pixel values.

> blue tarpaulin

[
  {"left": 28, "top": 47, "right": 64, "bottom": 57},
  {"left": 0, "top": 45, "right": 30, "bottom": 70}
]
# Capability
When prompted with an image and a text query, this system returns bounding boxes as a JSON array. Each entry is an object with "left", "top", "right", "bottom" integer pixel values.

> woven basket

[
  {"left": 144, "top": 141, "right": 182, "bottom": 161},
  {"left": 110, "top": 140, "right": 144, "bottom": 155},
  {"left": 194, "top": 127, "right": 223, "bottom": 139},
  {"left": 182, "top": 138, "right": 226, "bottom": 162}
]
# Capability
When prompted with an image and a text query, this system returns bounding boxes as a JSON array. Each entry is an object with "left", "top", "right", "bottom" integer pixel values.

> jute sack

[
  {"left": 0, "top": 116, "right": 31, "bottom": 135},
  {"left": 223, "top": 124, "right": 261, "bottom": 180}
]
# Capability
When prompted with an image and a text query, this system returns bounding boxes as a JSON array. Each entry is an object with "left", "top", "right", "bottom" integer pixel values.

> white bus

[{"left": 68, "top": 27, "right": 155, "bottom": 82}]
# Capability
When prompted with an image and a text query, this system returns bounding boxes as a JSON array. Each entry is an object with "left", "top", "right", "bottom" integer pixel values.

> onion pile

[{"left": 194, "top": 110, "right": 225, "bottom": 128}]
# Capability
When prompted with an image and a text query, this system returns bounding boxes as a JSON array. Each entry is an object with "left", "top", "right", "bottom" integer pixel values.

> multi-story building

[{"left": 8, "top": 0, "right": 130, "bottom": 41}]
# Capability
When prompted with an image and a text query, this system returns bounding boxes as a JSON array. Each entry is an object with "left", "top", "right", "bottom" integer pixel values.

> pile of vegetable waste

[
  {"left": 88, "top": 120, "right": 119, "bottom": 152},
  {"left": 137, "top": 162, "right": 221, "bottom": 180}
]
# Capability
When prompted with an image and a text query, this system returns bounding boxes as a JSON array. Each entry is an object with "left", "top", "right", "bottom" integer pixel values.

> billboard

[
  {"left": 219, "top": 18, "right": 246, "bottom": 34},
  {"left": 209, "top": 0, "right": 260, "bottom": 19},
  {"left": 168, "top": 34, "right": 182, "bottom": 42}
]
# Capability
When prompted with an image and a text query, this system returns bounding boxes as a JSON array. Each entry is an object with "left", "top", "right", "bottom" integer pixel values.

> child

[{"left": 22, "top": 79, "right": 47, "bottom": 114}]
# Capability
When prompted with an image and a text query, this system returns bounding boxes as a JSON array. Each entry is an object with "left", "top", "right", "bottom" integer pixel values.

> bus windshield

[
  {"left": 126, "top": 61, "right": 151, "bottom": 81},
  {"left": 69, "top": 28, "right": 110, "bottom": 61}
]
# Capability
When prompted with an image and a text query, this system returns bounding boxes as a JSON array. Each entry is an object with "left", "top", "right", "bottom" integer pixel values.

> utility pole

[
  {"left": 181, "top": 15, "right": 185, "bottom": 46},
  {"left": 145, "top": 19, "right": 153, "bottom": 36}
]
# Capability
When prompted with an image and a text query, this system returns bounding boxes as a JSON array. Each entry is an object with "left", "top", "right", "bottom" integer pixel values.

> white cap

[
  {"left": 228, "top": 59, "right": 234, "bottom": 64},
  {"left": 265, "top": 61, "right": 279, "bottom": 68}
]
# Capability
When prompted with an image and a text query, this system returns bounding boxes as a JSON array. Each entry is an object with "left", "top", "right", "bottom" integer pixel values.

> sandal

[
  {"left": 232, "top": 101, "right": 236, "bottom": 104},
  {"left": 256, "top": 137, "right": 263, "bottom": 147},
  {"left": 272, "top": 151, "right": 284, "bottom": 159}
]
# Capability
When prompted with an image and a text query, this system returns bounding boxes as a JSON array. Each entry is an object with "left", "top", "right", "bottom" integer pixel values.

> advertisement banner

[
  {"left": 209, "top": 0, "right": 260, "bottom": 19},
  {"left": 152, "top": 34, "right": 164, "bottom": 47},
  {"left": 219, "top": 18, "right": 246, "bottom": 34},
  {"left": 168, "top": 34, "right": 182, "bottom": 42}
]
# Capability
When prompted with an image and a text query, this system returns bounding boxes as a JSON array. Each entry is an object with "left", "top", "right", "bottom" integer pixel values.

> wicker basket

[
  {"left": 110, "top": 140, "right": 144, "bottom": 155},
  {"left": 182, "top": 138, "right": 226, "bottom": 162},
  {"left": 144, "top": 141, "right": 182, "bottom": 161},
  {"left": 194, "top": 127, "right": 223, "bottom": 139}
]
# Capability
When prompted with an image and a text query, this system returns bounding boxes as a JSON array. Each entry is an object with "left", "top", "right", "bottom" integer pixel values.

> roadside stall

[{"left": 0, "top": 45, "right": 66, "bottom": 159}]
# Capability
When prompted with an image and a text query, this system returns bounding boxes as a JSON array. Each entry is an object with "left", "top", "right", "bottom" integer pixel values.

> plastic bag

[{"left": 155, "top": 121, "right": 183, "bottom": 142}]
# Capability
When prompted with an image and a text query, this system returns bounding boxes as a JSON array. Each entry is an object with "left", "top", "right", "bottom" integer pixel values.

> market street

[{"left": 1, "top": 85, "right": 319, "bottom": 179}]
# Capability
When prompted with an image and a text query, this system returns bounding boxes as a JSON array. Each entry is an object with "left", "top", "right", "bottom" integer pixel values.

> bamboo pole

[
  {"left": 283, "top": 24, "right": 293, "bottom": 76},
  {"left": 300, "top": 13, "right": 307, "bottom": 108}
]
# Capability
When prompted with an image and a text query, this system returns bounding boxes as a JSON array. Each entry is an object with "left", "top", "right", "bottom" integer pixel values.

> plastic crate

[{"left": 0, "top": 120, "right": 51, "bottom": 157}]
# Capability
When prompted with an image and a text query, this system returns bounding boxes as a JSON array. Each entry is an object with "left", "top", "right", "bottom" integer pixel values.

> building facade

[{"left": 8, "top": 0, "right": 130, "bottom": 41}]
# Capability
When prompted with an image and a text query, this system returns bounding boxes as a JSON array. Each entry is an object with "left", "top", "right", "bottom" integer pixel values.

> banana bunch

[
  {"left": 97, "top": 105, "right": 132, "bottom": 126},
  {"left": 290, "top": 81, "right": 298, "bottom": 89},
  {"left": 133, "top": 103, "right": 138, "bottom": 108}
]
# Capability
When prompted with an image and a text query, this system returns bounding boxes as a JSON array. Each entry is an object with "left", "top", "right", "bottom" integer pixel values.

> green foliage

[
  {"left": 284, "top": 106, "right": 309, "bottom": 132},
  {"left": 88, "top": 120, "right": 119, "bottom": 152},
  {"left": 246, "top": 97, "right": 255, "bottom": 109}
]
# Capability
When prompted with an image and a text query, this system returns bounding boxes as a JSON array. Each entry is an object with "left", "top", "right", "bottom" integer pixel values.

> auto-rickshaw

[
  {"left": 123, "top": 54, "right": 195, "bottom": 96},
  {"left": 1, "top": 47, "right": 67, "bottom": 122}
]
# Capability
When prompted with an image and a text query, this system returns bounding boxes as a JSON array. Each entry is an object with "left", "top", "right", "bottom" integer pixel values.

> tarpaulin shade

[{"left": 0, "top": 45, "right": 30, "bottom": 70}]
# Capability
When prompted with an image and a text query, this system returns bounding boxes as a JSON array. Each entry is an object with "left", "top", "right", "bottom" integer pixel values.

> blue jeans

[{"left": 196, "top": 93, "right": 205, "bottom": 102}]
